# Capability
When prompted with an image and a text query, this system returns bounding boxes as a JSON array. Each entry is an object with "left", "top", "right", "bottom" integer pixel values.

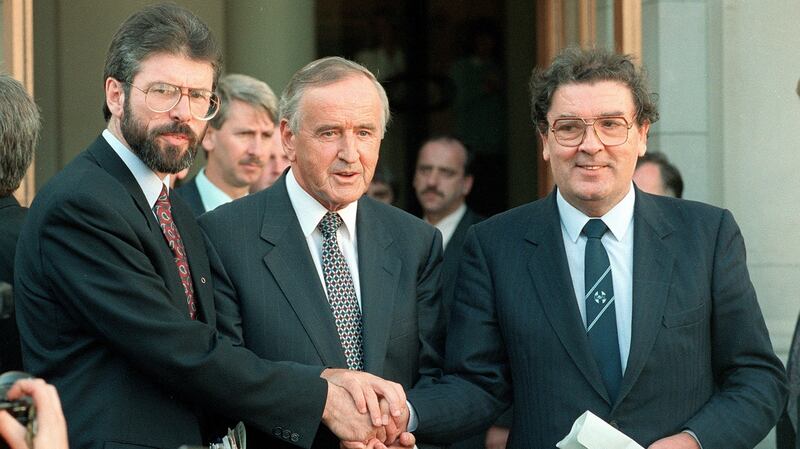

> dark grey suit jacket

[
  {"left": 199, "top": 175, "right": 446, "bottom": 448},
  {"left": 409, "top": 189, "right": 787, "bottom": 449},
  {"left": 1, "top": 194, "right": 25, "bottom": 372},
  {"left": 15, "top": 137, "right": 328, "bottom": 449},
  {"left": 175, "top": 176, "right": 206, "bottom": 217}
]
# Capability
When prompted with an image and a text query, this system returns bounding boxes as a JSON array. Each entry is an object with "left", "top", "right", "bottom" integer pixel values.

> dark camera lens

[{"left": 0, "top": 371, "right": 34, "bottom": 425}]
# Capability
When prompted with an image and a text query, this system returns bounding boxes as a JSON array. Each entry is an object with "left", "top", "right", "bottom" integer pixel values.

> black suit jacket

[
  {"left": 777, "top": 314, "right": 800, "bottom": 449},
  {"left": 1, "top": 194, "right": 25, "bottom": 372},
  {"left": 409, "top": 189, "right": 787, "bottom": 449},
  {"left": 199, "top": 174, "right": 446, "bottom": 448},
  {"left": 175, "top": 176, "right": 206, "bottom": 217},
  {"left": 15, "top": 136, "right": 329, "bottom": 449}
]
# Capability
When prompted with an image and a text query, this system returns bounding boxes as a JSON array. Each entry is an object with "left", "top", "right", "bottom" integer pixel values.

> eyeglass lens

[
  {"left": 553, "top": 117, "right": 630, "bottom": 146},
  {"left": 144, "top": 83, "right": 219, "bottom": 120}
]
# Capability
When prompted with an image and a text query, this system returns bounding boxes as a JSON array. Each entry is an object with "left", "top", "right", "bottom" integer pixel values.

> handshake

[{"left": 320, "top": 369, "right": 416, "bottom": 449}]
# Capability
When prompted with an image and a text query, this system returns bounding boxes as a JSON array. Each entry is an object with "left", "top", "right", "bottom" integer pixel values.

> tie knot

[
  {"left": 155, "top": 184, "right": 170, "bottom": 207},
  {"left": 583, "top": 219, "right": 608, "bottom": 239},
  {"left": 319, "top": 212, "right": 343, "bottom": 238}
]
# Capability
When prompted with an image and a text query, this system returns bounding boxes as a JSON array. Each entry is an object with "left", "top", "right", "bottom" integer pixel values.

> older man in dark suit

[
  {"left": 405, "top": 47, "right": 787, "bottom": 449},
  {"left": 0, "top": 74, "right": 40, "bottom": 374},
  {"left": 14, "top": 6, "right": 404, "bottom": 449},
  {"left": 200, "top": 57, "right": 445, "bottom": 449}
]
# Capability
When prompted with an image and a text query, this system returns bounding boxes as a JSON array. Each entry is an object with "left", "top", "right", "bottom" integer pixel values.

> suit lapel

[
  {"left": 356, "top": 198, "right": 401, "bottom": 374},
  {"left": 260, "top": 178, "right": 347, "bottom": 367},
  {"left": 527, "top": 192, "right": 611, "bottom": 402},
  {"left": 614, "top": 191, "right": 675, "bottom": 407}
]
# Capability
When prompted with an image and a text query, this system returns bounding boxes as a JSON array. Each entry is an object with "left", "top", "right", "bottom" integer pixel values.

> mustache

[
  {"left": 152, "top": 122, "right": 198, "bottom": 143},
  {"left": 420, "top": 187, "right": 443, "bottom": 197},
  {"left": 240, "top": 156, "right": 264, "bottom": 167}
]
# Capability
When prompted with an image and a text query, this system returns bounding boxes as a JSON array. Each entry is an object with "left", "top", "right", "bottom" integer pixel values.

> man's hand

[
  {"left": 321, "top": 369, "right": 407, "bottom": 427},
  {"left": 0, "top": 378, "right": 69, "bottom": 449},
  {"left": 322, "top": 382, "right": 378, "bottom": 442},
  {"left": 485, "top": 425, "right": 510, "bottom": 449},
  {"left": 341, "top": 431, "right": 416, "bottom": 449},
  {"left": 648, "top": 432, "right": 701, "bottom": 449}
]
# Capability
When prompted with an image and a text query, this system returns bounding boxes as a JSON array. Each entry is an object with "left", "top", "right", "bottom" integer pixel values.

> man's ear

[
  {"left": 463, "top": 175, "right": 474, "bottom": 196},
  {"left": 539, "top": 131, "right": 552, "bottom": 162},
  {"left": 105, "top": 77, "right": 125, "bottom": 119},
  {"left": 202, "top": 126, "right": 216, "bottom": 152},
  {"left": 280, "top": 119, "right": 297, "bottom": 162}
]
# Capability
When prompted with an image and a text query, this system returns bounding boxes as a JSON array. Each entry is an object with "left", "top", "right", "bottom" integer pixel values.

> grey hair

[
  {"left": 208, "top": 73, "right": 279, "bottom": 129},
  {"left": 279, "top": 56, "right": 391, "bottom": 134},
  {"left": 0, "top": 74, "right": 40, "bottom": 196},
  {"left": 102, "top": 3, "right": 222, "bottom": 121}
]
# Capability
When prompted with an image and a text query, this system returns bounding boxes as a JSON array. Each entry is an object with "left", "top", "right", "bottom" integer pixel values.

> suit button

[
  {"left": 291, "top": 433, "right": 300, "bottom": 442},
  {"left": 282, "top": 429, "right": 292, "bottom": 440},
  {"left": 200, "top": 276, "right": 207, "bottom": 284},
  {"left": 272, "top": 427, "right": 282, "bottom": 437},
  {"left": 609, "top": 420, "right": 619, "bottom": 429}
]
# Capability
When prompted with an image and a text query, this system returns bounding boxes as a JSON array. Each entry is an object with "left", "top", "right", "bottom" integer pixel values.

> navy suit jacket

[
  {"left": 440, "top": 207, "right": 483, "bottom": 323},
  {"left": 175, "top": 176, "right": 206, "bottom": 217},
  {"left": 15, "top": 137, "right": 329, "bottom": 449},
  {"left": 199, "top": 174, "right": 446, "bottom": 448},
  {"left": 409, "top": 189, "right": 787, "bottom": 449}
]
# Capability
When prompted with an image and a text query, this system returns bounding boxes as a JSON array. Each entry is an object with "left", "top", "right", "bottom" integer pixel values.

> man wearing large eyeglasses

[{"left": 405, "top": 47, "right": 786, "bottom": 449}]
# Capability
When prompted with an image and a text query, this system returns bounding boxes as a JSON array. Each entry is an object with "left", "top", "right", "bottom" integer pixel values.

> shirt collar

[
  {"left": 556, "top": 183, "right": 635, "bottom": 243},
  {"left": 195, "top": 168, "right": 234, "bottom": 211},
  {"left": 285, "top": 168, "right": 358, "bottom": 239},
  {"left": 102, "top": 129, "right": 168, "bottom": 209}
]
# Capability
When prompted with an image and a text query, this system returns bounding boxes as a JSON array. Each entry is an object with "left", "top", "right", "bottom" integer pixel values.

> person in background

[
  {"left": 0, "top": 74, "right": 40, "bottom": 374},
  {"left": 250, "top": 125, "right": 289, "bottom": 193},
  {"left": 632, "top": 151, "right": 683, "bottom": 198},
  {"left": 177, "top": 73, "right": 278, "bottom": 215},
  {"left": 365, "top": 166, "right": 396, "bottom": 205}
]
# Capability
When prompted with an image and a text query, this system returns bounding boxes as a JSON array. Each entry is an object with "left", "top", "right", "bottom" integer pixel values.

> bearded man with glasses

[
  {"left": 14, "top": 4, "right": 405, "bottom": 449},
  {"left": 404, "top": 47, "right": 787, "bottom": 449}
]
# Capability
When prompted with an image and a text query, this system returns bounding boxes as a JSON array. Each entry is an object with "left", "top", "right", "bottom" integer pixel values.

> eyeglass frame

[
  {"left": 548, "top": 115, "right": 635, "bottom": 147},
  {"left": 123, "top": 80, "right": 220, "bottom": 121}
]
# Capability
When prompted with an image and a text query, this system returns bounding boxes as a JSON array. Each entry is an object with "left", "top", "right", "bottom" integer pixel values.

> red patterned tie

[{"left": 154, "top": 185, "right": 197, "bottom": 319}]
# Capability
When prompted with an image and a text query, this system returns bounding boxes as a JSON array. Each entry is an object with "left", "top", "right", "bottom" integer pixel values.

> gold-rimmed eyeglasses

[
  {"left": 125, "top": 81, "right": 220, "bottom": 121},
  {"left": 549, "top": 116, "right": 634, "bottom": 147}
]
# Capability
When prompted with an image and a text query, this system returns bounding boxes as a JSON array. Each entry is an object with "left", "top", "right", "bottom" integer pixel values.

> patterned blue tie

[
  {"left": 584, "top": 219, "right": 622, "bottom": 401},
  {"left": 319, "top": 212, "right": 365, "bottom": 371}
]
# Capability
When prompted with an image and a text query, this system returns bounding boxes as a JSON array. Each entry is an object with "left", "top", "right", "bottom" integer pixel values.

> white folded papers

[{"left": 556, "top": 411, "right": 644, "bottom": 449}]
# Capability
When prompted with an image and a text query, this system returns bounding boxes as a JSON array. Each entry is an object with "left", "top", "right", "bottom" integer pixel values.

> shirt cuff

[
  {"left": 407, "top": 400, "right": 418, "bottom": 432},
  {"left": 683, "top": 429, "right": 703, "bottom": 449}
]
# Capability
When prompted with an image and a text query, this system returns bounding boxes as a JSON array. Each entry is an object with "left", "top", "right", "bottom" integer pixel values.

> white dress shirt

[
  {"left": 195, "top": 168, "right": 235, "bottom": 213},
  {"left": 429, "top": 203, "right": 467, "bottom": 250},
  {"left": 102, "top": 129, "right": 168, "bottom": 211},
  {"left": 557, "top": 185, "right": 635, "bottom": 373},
  {"left": 285, "top": 168, "right": 362, "bottom": 307}
]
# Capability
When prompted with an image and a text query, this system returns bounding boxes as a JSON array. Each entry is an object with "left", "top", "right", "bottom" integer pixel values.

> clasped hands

[{"left": 320, "top": 369, "right": 415, "bottom": 449}]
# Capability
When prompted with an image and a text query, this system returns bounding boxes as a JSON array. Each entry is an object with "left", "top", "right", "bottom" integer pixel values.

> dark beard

[{"left": 121, "top": 99, "right": 202, "bottom": 174}]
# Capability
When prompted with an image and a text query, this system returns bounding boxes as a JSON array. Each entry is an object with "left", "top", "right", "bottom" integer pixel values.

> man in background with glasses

[
  {"left": 176, "top": 73, "right": 279, "bottom": 216},
  {"left": 14, "top": 4, "right": 407, "bottom": 449},
  {"left": 405, "top": 47, "right": 786, "bottom": 449}
]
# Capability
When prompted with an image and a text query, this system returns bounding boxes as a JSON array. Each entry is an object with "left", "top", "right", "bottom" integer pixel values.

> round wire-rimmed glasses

[
  {"left": 126, "top": 81, "right": 220, "bottom": 121},
  {"left": 549, "top": 116, "right": 634, "bottom": 147}
]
